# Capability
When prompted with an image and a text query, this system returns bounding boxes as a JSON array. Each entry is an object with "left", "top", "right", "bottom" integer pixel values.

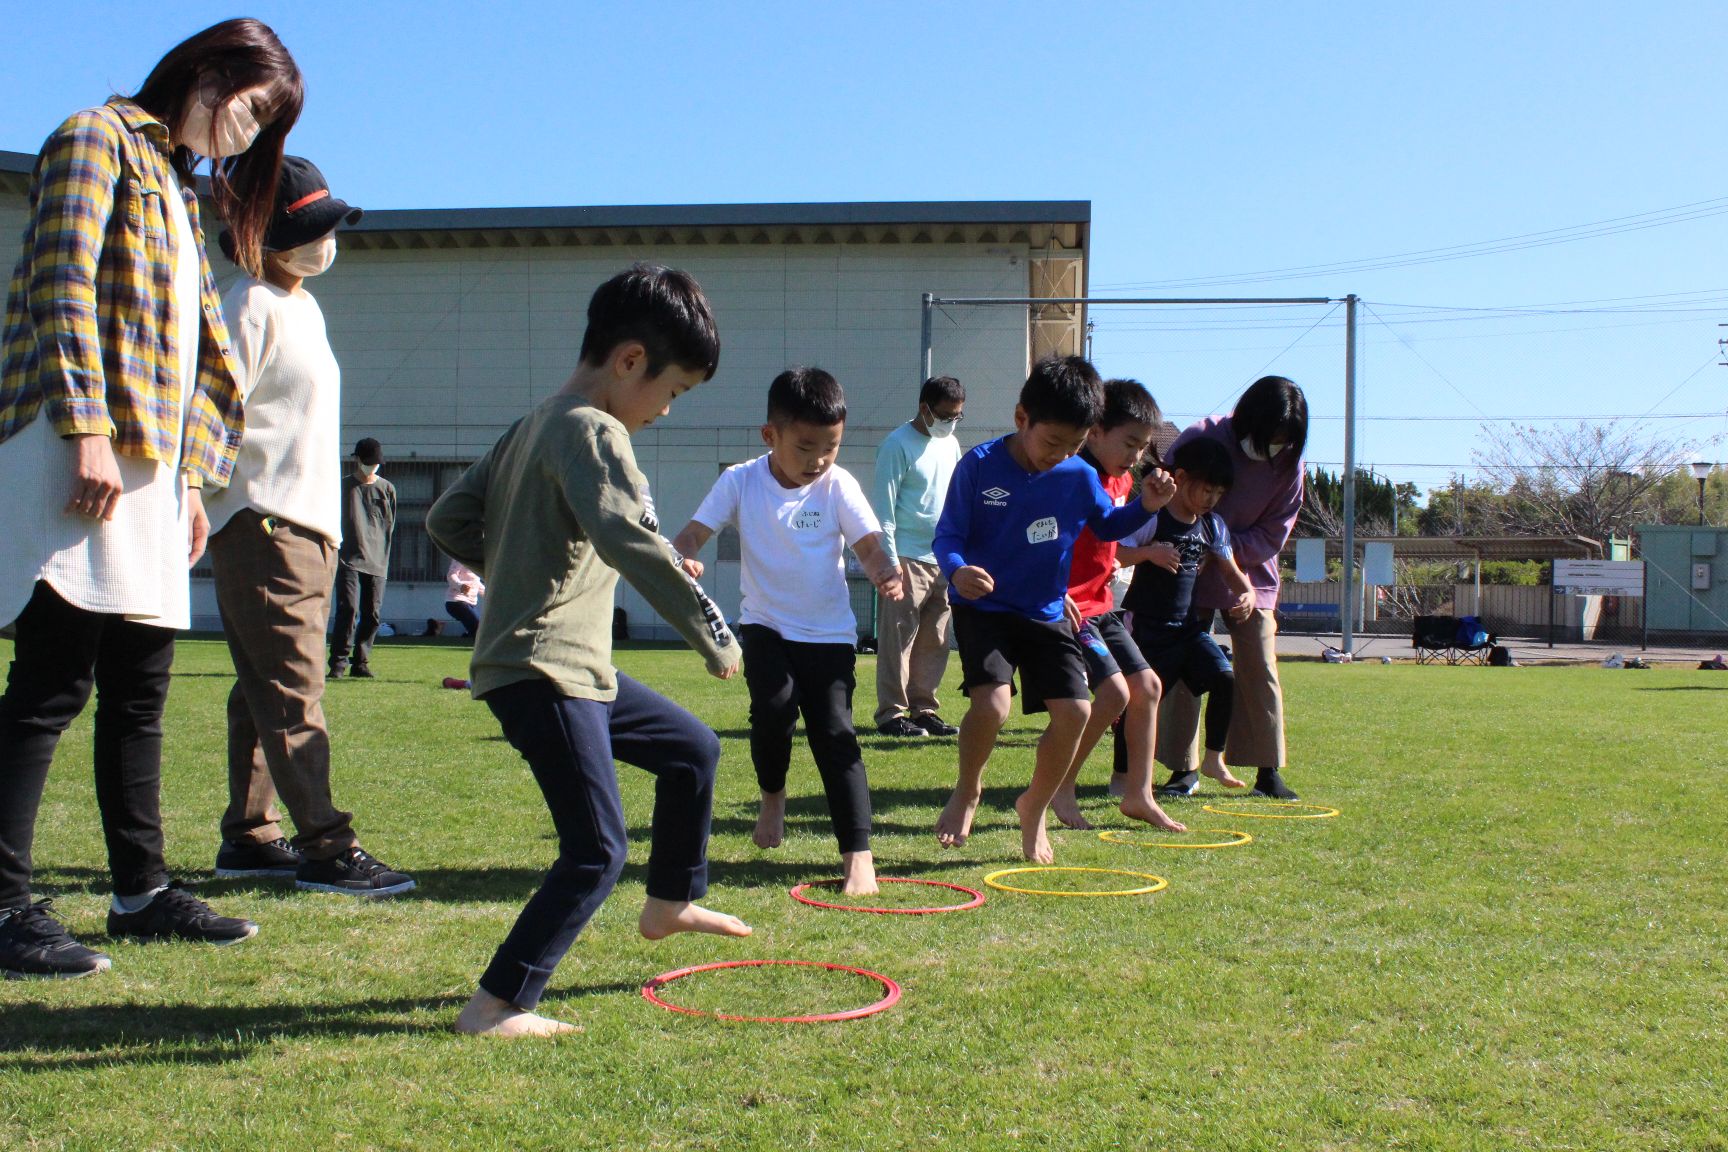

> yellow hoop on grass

[
  {"left": 1098, "top": 828, "right": 1253, "bottom": 849},
  {"left": 982, "top": 866, "right": 1168, "bottom": 897},
  {"left": 1201, "top": 802, "right": 1340, "bottom": 820}
]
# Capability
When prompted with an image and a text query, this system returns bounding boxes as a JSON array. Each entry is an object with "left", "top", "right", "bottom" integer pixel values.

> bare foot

[
  {"left": 1107, "top": 772, "right": 1127, "bottom": 799},
  {"left": 639, "top": 896, "right": 754, "bottom": 941},
  {"left": 753, "top": 789, "right": 786, "bottom": 849},
  {"left": 1051, "top": 788, "right": 1094, "bottom": 831},
  {"left": 935, "top": 789, "right": 980, "bottom": 848},
  {"left": 454, "top": 989, "right": 581, "bottom": 1037},
  {"left": 1119, "top": 792, "right": 1187, "bottom": 833},
  {"left": 1201, "top": 753, "right": 1247, "bottom": 789},
  {"left": 1014, "top": 792, "right": 1055, "bottom": 864},
  {"left": 840, "top": 850, "right": 878, "bottom": 895}
]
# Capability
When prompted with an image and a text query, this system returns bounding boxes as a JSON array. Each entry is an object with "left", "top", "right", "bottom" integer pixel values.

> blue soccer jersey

[{"left": 934, "top": 435, "right": 1151, "bottom": 623}]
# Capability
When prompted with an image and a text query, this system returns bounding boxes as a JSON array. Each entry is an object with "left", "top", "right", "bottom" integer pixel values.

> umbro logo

[{"left": 981, "top": 486, "right": 1010, "bottom": 507}]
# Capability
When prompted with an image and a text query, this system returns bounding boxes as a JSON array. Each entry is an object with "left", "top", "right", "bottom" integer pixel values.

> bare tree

[{"left": 1471, "top": 421, "right": 1691, "bottom": 542}]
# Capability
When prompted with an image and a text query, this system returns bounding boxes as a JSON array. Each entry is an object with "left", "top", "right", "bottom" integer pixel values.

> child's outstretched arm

[
  {"left": 426, "top": 444, "right": 498, "bottom": 577},
  {"left": 1205, "top": 551, "right": 1256, "bottom": 621},
  {"left": 852, "top": 532, "right": 904, "bottom": 601}
]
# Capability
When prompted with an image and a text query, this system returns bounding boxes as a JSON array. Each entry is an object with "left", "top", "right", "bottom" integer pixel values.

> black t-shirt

[{"left": 1120, "top": 508, "right": 1232, "bottom": 634}]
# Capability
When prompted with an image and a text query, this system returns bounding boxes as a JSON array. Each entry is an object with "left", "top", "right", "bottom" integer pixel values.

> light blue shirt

[{"left": 871, "top": 421, "right": 963, "bottom": 566}]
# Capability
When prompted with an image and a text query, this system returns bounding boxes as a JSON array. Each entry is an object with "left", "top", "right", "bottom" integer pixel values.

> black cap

[
  {"left": 353, "top": 437, "right": 383, "bottom": 465},
  {"left": 220, "top": 155, "right": 363, "bottom": 260}
]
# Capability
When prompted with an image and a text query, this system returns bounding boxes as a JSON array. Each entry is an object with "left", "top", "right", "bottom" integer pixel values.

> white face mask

[
  {"left": 358, "top": 462, "right": 379, "bottom": 478},
  {"left": 276, "top": 235, "right": 337, "bottom": 278},
  {"left": 1239, "top": 436, "right": 1287, "bottom": 462},
  {"left": 929, "top": 417, "right": 960, "bottom": 439},
  {"left": 182, "top": 85, "right": 261, "bottom": 158}
]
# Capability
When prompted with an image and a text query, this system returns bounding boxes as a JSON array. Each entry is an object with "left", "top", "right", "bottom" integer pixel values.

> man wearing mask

[
  {"left": 870, "top": 375, "right": 965, "bottom": 737},
  {"left": 330, "top": 436, "right": 396, "bottom": 680}
]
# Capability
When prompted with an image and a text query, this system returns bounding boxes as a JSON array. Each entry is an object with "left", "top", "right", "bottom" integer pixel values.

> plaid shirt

[{"left": 0, "top": 98, "right": 244, "bottom": 485}]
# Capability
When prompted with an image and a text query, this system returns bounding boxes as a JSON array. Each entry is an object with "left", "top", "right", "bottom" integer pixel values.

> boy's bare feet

[
  {"left": 638, "top": 896, "right": 753, "bottom": 941},
  {"left": 935, "top": 789, "right": 981, "bottom": 847},
  {"left": 1200, "top": 752, "right": 1247, "bottom": 789},
  {"left": 1051, "top": 788, "right": 1094, "bottom": 831},
  {"left": 752, "top": 790, "right": 786, "bottom": 849},
  {"left": 840, "top": 850, "right": 878, "bottom": 895},
  {"left": 1107, "top": 772, "right": 1127, "bottom": 799},
  {"left": 1014, "top": 792, "right": 1055, "bottom": 864},
  {"left": 455, "top": 989, "right": 581, "bottom": 1038},
  {"left": 1119, "top": 791, "right": 1187, "bottom": 833}
]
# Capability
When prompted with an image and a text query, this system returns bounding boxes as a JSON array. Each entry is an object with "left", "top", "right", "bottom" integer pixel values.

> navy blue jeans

[{"left": 480, "top": 673, "right": 721, "bottom": 1009}]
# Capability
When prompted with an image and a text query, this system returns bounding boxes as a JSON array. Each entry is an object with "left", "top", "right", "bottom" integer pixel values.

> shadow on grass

[
  {"left": 707, "top": 728, "right": 1044, "bottom": 750},
  {"left": 0, "top": 993, "right": 462, "bottom": 1069},
  {"left": 1634, "top": 685, "right": 1728, "bottom": 691}
]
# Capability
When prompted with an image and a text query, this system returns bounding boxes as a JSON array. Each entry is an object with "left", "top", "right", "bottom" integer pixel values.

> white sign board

[
  {"left": 1553, "top": 559, "right": 1644, "bottom": 597},
  {"left": 1362, "top": 542, "right": 1396, "bottom": 587},
  {"left": 1294, "top": 538, "right": 1327, "bottom": 583}
]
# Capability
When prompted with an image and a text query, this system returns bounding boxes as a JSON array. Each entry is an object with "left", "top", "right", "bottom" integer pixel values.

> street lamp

[{"left": 1691, "top": 461, "right": 1712, "bottom": 525}]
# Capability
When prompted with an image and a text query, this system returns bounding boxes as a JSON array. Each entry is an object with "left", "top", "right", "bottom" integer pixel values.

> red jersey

[{"left": 1067, "top": 461, "right": 1134, "bottom": 618}]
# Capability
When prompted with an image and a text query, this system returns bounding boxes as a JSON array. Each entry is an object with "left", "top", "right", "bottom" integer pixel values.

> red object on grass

[
  {"left": 788, "top": 876, "right": 986, "bottom": 915},
  {"left": 641, "top": 959, "right": 902, "bottom": 1023},
  {"left": 442, "top": 676, "right": 470, "bottom": 690}
]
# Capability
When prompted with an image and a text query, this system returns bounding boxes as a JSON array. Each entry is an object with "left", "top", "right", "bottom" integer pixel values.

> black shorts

[
  {"left": 951, "top": 603, "right": 1089, "bottom": 714},
  {"left": 1075, "top": 610, "right": 1151, "bottom": 688},
  {"left": 1132, "top": 622, "right": 1233, "bottom": 698}
]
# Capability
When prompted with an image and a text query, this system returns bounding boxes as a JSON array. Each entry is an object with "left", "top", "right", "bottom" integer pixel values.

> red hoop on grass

[
  {"left": 788, "top": 876, "right": 986, "bottom": 914},
  {"left": 641, "top": 959, "right": 902, "bottom": 1023}
]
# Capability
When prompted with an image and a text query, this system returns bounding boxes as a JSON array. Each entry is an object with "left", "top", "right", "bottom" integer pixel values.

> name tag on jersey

[
  {"left": 1026, "top": 517, "right": 1058, "bottom": 544},
  {"left": 791, "top": 509, "right": 825, "bottom": 530}
]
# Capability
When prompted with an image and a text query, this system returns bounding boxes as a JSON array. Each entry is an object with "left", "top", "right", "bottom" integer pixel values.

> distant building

[{"left": 1, "top": 149, "right": 1090, "bottom": 636}]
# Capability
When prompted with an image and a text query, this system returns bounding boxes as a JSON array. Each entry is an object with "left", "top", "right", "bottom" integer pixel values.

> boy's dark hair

[
  {"left": 919, "top": 375, "right": 965, "bottom": 410},
  {"left": 1232, "top": 375, "right": 1307, "bottom": 467},
  {"left": 767, "top": 367, "right": 847, "bottom": 427},
  {"left": 1019, "top": 355, "right": 1103, "bottom": 428},
  {"left": 1099, "top": 378, "right": 1162, "bottom": 432},
  {"left": 1170, "top": 437, "right": 1235, "bottom": 488},
  {"left": 578, "top": 264, "right": 721, "bottom": 381}
]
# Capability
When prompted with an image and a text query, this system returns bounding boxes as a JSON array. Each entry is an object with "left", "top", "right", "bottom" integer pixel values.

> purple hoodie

[{"left": 1170, "top": 415, "right": 1303, "bottom": 612}]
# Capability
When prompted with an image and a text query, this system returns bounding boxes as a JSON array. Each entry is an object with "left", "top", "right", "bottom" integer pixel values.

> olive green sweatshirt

[{"left": 426, "top": 393, "right": 737, "bottom": 700}]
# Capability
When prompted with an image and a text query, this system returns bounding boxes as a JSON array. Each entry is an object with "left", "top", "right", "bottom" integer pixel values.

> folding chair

[{"left": 1412, "top": 614, "right": 1496, "bottom": 665}]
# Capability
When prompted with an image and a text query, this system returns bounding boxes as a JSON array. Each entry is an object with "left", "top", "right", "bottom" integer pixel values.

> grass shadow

[{"left": 1634, "top": 685, "right": 1728, "bottom": 691}]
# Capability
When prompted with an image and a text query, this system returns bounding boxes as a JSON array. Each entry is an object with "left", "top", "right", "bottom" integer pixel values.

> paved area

[{"left": 1276, "top": 630, "right": 1728, "bottom": 666}]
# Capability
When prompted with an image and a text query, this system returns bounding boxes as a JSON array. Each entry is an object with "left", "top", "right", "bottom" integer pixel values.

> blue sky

[{"left": 6, "top": 2, "right": 1726, "bottom": 497}]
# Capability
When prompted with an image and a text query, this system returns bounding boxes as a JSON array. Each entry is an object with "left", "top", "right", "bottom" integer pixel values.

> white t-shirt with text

[{"left": 692, "top": 455, "right": 880, "bottom": 645}]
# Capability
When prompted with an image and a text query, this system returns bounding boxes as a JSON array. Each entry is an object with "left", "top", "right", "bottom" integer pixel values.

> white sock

[{"left": 112, "top": 884, "right": 168, "bottom": 914}]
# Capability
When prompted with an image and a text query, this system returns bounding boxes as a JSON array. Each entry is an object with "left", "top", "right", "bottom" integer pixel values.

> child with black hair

[
  {"left": 672, "top": 368, "right": 903, "bottom": 895},
  {"left": 1117, "top": 437, "right": 1256, "bottom": 797},
  {"left": 1048, "top": 379, "right": 1190, "bottom": 834},
  {"left": 427, "top": 264, "right": 751, "bottom": 1038},
  {"left": 932, "top": 356, "right": 1175, "bottom": 864}
]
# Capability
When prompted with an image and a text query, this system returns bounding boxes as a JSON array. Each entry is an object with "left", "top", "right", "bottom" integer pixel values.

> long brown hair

[{"left": 130, "top": 18, "right": 303, "bottom": 277}]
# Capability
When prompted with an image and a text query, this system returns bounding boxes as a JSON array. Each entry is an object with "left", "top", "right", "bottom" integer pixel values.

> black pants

[
  {"left": 445, "top": 600, "right": 480, "bottom": 637},
  {"left": 330, "top": 564, "right": 385, "bottom": 671},
  {"left": 0, "top": 582, "right": 174, "bottom": 908},
  {"left": 481, "top": 673, "right": 719, "bottom": 1009},
  {"left": 740, "top": 624, "right": 871, "bottom": 854}
]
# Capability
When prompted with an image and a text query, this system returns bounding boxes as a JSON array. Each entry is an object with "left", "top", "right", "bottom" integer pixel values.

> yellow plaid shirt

[{"left": 0, "top": 98, "right": 244, "bottom": 485}]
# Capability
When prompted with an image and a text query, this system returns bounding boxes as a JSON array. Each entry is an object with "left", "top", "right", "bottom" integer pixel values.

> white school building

[{"left": 1, "top": 149, "right": 1090, "bottom": 638}]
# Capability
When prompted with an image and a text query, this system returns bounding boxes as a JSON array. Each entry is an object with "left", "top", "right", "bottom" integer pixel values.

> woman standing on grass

[
  {"left": 1155, "top": 375, "right": 1308, "bottom": 801},
  {"left": 0, "top": 19, "right": 303, "bottom": 980}
]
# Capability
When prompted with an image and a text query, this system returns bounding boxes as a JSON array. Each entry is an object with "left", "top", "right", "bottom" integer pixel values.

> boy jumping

[
  {"left": 427, "top": 265, "right": 750, "bottom": 1038},
  {"left": 932, "top": 356, "right": 1174, "bottom": 864},
  {"left": 672, "top": 368, "right": 903, "bottom": 895},
  {"left": 1117, "top": 438, "right": 1255, "bottom": 797}
]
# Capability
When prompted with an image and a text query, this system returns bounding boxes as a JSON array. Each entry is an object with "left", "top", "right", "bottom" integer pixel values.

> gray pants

[
  {"left": 873, "top": 559, "right": 953, "bottom": 726},
  {"left": 331, "top": 563, "right": 386, "bottom": 672},
  {"left": 1156, "top": 608, "right": 1286, "bottom": 771}
]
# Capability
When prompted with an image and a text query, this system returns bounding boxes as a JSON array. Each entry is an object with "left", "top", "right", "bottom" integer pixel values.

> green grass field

[{"left": 2, "top": 639, "right": 1725, "bottom": 1151}]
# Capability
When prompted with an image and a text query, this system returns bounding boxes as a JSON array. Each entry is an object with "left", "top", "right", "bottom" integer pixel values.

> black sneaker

[
  {"left": 0, "top": 900, "right": 111, "bottom": 980},
  {"left": 214, "top": 836, "right": 304, "bottom": 878},
  {"left": 328, "top": 664, "right": 346, "bottom": 680},
  {"left": 296, "top": 846, "right": 415, "bottom": 897},
  {"left": 1251, "top": 769, "right": 1300, "bottom": 800},
  {"left": 1156, "top": 770, "right": 1200, "bottom": 798},
  {"left": 911, "top": 714, "right": 960, "bottom": 737},
  {"left": 349, "top": 665, "right": 375, "bottom": 679},
  {"left": 876, "top": 717, "right": 926, "bottom": 738},
  {"left": 106, "top": 883, "right": 258, "bottom": 945}
]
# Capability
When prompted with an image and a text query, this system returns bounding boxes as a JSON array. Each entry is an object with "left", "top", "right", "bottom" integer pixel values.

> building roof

[{"left": 1285, "top": 535, "right": 1605, "bottom": 561}]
